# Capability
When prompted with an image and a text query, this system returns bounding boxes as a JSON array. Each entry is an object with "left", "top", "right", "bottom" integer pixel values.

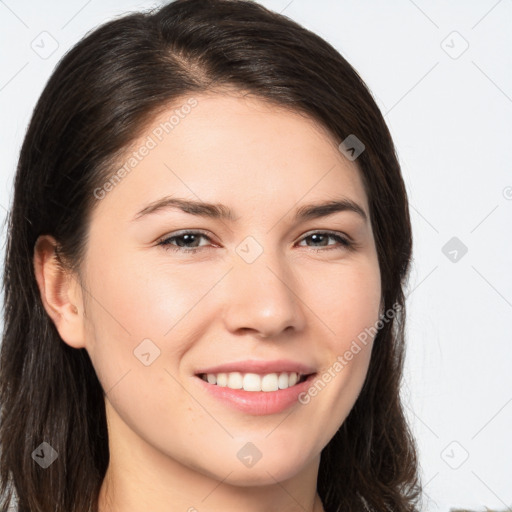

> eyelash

[{"left": 156, "top": 230, "right": 353, "bottom": 254}]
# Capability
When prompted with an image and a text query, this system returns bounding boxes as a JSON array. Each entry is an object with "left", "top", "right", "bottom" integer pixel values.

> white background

[{"left": 1, "top": 1, "right": 511, "bottom": 510}]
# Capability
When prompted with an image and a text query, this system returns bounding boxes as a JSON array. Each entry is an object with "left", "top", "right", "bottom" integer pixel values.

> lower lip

[{"left": 194, "top": 374, "right": 317, "bottom": 415}]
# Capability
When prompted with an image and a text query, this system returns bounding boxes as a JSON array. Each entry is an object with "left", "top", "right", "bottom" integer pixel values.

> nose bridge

[{"left": 222, "top": 238, "right": 305, "bottom": 338}]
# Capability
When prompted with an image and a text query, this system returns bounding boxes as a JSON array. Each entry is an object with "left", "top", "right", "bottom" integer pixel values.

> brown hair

[{"left": 0, "top": 0, "right": 422, "bottom": 510}]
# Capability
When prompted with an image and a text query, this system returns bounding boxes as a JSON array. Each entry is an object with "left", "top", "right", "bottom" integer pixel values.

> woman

[{"left": 0, "top": 0, "right": 422, "bottom": 510}]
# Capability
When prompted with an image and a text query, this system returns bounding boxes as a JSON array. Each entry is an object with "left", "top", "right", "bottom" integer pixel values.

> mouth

[
  {"left": 193, "top": 369, "right": 318, "bottom": 416},
  {"left": 196, "top": 371, "right": 312, "bottom": 392}
]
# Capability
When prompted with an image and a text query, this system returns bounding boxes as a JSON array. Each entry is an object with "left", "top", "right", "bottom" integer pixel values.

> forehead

[
  {"left": 92, "top": 92, "right": 369, "bottom": 222},
  {"left": 164, "top": 91, "right": 345, "bottom": 159}
]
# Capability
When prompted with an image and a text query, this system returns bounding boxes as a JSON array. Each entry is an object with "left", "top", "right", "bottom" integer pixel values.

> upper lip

[{"left": 195, "top": 359, "right": 316, "bottom": 376}]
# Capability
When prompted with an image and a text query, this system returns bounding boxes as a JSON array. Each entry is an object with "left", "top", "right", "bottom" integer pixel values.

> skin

[{"left": 34, "top": 91, "right": 382, "bottom": 512}]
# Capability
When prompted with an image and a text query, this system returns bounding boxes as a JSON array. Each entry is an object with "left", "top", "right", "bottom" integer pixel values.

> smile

[
  {"left": 198, "top": 371, "right": 308, "bottom": 392},
  {"left": 194, "top": 371, "right": 317, "bottom": 416}
]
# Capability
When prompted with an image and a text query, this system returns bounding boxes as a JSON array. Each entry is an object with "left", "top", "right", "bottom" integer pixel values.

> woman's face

[{"left": 80, "top": 92, "right": 381, "bottom": 487}]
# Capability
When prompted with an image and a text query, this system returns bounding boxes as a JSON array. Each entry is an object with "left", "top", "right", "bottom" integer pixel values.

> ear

[{"left": 33, "top": 234, "right": 86, "bottom": 349}]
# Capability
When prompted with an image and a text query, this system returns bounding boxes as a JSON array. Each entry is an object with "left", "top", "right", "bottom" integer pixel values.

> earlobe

[{"left": 33, "top": 235, "right": 86, "bottom": 349}]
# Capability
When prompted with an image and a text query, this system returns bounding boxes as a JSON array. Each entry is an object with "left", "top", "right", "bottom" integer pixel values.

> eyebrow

[{"left": 132, "top": 196, "right": 368, "bottom": 223}]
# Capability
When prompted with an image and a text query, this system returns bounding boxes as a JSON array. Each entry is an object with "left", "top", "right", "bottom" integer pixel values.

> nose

[{"left": 222, "top": 250, "right": 307, "bottom": 339}]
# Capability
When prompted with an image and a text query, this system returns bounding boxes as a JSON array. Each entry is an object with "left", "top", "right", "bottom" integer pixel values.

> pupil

[
  {"left": 311, "top": 234, "right": 326, "bottom": 246},
  {"left": 180, "top": 234, "right": 197, "bottom": 247}
]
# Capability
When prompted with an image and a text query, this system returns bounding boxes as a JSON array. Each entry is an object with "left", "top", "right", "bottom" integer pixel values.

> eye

[
  {"left": 297, "top": 231, "right": 352, "bottom": 252},
  {"left": 157, "top": 230, "right": 213, "bottom": 253},
  {"left": 157, "top": 230, "right": 353, "bottom": 253}
]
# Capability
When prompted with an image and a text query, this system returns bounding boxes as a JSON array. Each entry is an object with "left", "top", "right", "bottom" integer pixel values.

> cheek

[
  {"left": 302, "top": 257, "right": 381, "bottom": 416},
  {"left": 82, "top": 247, "right": 224, "bottom": 395},
  {"left": 84, "top": 247, "right": 205, "bottom": 343},
  {"left": 312, "top": 257, "right": 382, "bottom": 348}
]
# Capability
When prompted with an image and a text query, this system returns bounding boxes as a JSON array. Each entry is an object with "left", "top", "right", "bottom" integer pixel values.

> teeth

[
  {"left": 216, "top": 373, "right": 227, "bottom": 387},
  {"left": 227, "top": 372, "right": 243, "bottom": 389},
  {"left": 261, "top": 373, "right": 278, "bottom": 392},
  {"left": 201, "top": 371, "right": 304, "bottom": 392},
  {"left": 243, "top": 373, "right": 262, "bottom": 391}
]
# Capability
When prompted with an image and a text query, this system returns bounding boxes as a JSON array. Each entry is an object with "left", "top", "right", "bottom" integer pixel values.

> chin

[
  {"left": 205, "top": 450, "right": 316, "bottom": 487},
  {"left": 225, "top": 465, "right": 306, "bottom": 487}
]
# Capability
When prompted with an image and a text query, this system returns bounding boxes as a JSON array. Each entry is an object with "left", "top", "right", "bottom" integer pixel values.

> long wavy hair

[{"left": 0, "top": 0, "right": 422, "bottom": 510}]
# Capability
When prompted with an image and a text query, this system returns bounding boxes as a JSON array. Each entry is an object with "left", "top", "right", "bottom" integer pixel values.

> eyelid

[
  {"left": 156, "top": 229, "right": 215, "bottom": 246},
  {"left": 300, "top": 229, "right": 353, "bottom": 243}
]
